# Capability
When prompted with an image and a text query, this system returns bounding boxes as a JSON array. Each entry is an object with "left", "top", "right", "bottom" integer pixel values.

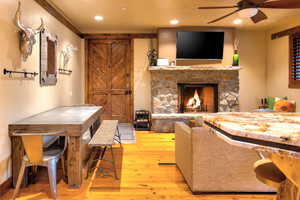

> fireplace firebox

[{"left": 178, "top": 83, "right": 218, "bottom": 113}]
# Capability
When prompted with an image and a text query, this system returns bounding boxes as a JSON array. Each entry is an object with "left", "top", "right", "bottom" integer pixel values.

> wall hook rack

[
  {"left": 3, "top": 68, "right": 38, "bottom": 78},
  {"left": 58, "top": 68, "right": 72, "bottom": 75}
]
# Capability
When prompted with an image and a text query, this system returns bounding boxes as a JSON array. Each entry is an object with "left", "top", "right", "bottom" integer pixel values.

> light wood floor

[{"left": 3, "top": 131, "right": 275, "bottom": 200}]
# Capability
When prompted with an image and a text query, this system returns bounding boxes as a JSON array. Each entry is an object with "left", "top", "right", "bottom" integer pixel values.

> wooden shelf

[{"left": 148, "top": 65, "right": 241, "bottom": 71}]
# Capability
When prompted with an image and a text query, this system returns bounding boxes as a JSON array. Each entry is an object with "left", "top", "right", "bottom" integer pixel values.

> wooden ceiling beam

[
  {"left": 271, "top": 26, "right": 300, "bottom": 40},
  {"left": 33, "top": 0, "right": 83, "bottom": 38},
  {"left": 81, "top": 33, "right": 158, "bottom": 39}
]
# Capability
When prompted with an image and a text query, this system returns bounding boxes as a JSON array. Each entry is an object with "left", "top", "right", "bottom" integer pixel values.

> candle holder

[{"left": 233, "top": 50, "right": 239, "bottom": 66}]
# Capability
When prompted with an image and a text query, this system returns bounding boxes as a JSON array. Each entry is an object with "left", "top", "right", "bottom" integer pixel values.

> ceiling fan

[{"left": 198, "top": 0, "right": 300, "bottom": 24}]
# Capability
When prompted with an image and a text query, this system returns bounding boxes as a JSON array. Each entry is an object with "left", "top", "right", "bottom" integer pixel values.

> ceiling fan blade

[
  {"left": 244, "top": 0, "right": 268, "bottom": 5},
  {"left": 208, "top": 9, "right": 241, "bottom": 24},
  {"left": 198, "top": 6, "right": 238, "bottom": 9},
  {"left": 251, "top": 10, "right": 268, "bottom": 23},
  {"left": 259, "top": 0, "right": 300, "bottom": 8}
]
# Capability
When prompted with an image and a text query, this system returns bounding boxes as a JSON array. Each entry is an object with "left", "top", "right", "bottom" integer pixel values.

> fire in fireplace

[
  {"left": 178, "top": 83, "right": 218, "bottom": 113},
  {"left": 186, "top": 89, "right": 201, "bottom": 111}
]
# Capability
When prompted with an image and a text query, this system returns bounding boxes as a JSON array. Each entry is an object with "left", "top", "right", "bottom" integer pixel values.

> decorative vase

[
  {"left": 233, "top": 50, "right": 239, "bottom": 66},
  {"left": 147, "top": 49, "right": 158, "bottom": 66}
]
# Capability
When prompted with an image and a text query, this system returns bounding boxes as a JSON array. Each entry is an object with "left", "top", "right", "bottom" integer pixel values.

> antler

[
  {"left": 33, "top": 18, "right": 45, "bottom": 34},
  {"left": 14, "top": 1, "right": 28, "bottom": 33},
  {"left": 15, "top": 1, "right": 44, "bottom": 35}
]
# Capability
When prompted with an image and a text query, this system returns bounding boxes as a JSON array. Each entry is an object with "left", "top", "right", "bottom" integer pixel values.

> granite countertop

[{"left": 203, "top": 112, "right": 300, "bottom": 149}]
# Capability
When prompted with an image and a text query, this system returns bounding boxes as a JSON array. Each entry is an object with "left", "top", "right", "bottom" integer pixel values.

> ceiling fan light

[
  {"left": 238, "top": 8, "right": 258, "bottom": 18},
  {"left": 233, "top": 19, "right": 243, "bottom": 25}
]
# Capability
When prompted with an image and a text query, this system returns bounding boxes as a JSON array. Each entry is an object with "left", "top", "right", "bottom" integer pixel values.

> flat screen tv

[{"left": 176, "top": 31, "right": 224, "bottom": 60}]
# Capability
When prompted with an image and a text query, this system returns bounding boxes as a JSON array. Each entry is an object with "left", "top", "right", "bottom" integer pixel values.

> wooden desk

[
  {"left": 204, "top": 112, "right": 300, "bottom": 200},
  {"left": 9, "top": 106, "right": 103, "bottom": 188}
]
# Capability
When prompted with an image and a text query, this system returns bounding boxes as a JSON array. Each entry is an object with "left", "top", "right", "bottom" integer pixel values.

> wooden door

[{"left": 87, "top": 39, "right": 133, "bottom": 122}]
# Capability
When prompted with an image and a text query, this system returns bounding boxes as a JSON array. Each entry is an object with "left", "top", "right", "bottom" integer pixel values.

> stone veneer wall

[{"left": 151, "top": 70, "right": 240, "bottom": 113}]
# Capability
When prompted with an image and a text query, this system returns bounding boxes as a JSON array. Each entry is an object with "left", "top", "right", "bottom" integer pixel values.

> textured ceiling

[{"left": 49, "top": 0, "right": 300, "bottom": 33}]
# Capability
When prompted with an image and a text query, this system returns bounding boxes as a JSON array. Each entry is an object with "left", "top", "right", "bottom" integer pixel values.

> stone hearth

[{"left": 150, "top": 69, "right": 240, "bottom": 113}]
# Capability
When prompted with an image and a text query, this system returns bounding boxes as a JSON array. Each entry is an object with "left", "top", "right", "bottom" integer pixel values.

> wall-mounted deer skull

[{"left": 14, "top": 1, "right": 44, "bottom": 61}]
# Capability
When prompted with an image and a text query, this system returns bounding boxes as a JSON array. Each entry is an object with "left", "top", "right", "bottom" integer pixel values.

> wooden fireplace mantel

[{"left": 148, "top": 66, "right": 241, "bottom": 71}]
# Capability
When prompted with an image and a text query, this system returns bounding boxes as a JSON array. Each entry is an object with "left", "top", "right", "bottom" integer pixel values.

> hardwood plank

[
  {"left": 2, "top": 132, "right": 276, "bottom": 200},
  {"left": 33, "top": 0, "right": 82, "bottom": 37}
]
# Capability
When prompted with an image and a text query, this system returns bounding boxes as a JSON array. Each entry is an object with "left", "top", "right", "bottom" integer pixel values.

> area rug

[{"left": 117, "top": 123, "right": 136, "bottom": 144}]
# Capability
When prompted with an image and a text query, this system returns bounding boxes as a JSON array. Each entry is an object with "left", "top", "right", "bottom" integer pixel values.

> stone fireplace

[
  {"left": 178, "top": 83, "right": 218, "bottom": 113},
  {"left": 150, "top": 67, "right": 240, "bottom": 114}
]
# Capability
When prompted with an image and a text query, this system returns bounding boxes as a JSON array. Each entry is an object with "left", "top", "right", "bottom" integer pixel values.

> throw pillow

[
  {"left": 267, "top": 96, "right": 288, "bottom": 110},
  {"left": 274, "top": 100, "right": 296, "bottom": 112}
]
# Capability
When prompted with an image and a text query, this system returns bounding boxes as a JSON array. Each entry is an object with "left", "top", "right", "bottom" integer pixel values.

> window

[{"left": 289, "top": 33, "right": 300, "bottom": 88}]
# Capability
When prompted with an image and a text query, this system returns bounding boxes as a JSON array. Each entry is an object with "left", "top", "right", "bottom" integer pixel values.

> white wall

[
  {"left": 237, "top": 30, "right": 268, "bottom": 111},
  {"left": 0, "top": 0, "right": 84, "bottom": 184},
  {"left": 133, "top": 39, "right": 153, "bottom": 112},
  {"left": 266, "top": 17, "right": 300, "bottom": 111}
]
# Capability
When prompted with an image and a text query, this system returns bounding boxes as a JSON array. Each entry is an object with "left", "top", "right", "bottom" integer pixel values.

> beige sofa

[{"left": 175, "top": 122, "right": 275, "bottom": 193}]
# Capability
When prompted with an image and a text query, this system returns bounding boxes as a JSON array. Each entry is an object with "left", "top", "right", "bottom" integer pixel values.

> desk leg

[
  {"left": 11, "top": 136, "right": 28, "bottom": 188},
  {"left": 67, "top": 136, "right": 82, "bottom": 188}
]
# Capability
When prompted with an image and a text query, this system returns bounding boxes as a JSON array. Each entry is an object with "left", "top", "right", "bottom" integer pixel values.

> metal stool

[{"left": 12, "top": 130, "right": 67, "bottom": 200}]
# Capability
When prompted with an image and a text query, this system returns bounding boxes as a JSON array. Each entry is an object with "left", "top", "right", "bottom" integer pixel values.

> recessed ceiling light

[
  {"left": 170, "top": 19, "right": 179, "bottom": 25},
  {"left": 233, "top": 19, "right": 243, "bottom": 25},
  {"left": 94, "top": 16, "right": 104, "bottom": 21},
  {"left": 121, "top": 7, "right": 127, "bottom": 11}
]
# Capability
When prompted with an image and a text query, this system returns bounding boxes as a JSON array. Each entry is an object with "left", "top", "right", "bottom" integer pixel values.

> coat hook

[{"left": 3, "top": 68, "right": 38, "bottom": 78}]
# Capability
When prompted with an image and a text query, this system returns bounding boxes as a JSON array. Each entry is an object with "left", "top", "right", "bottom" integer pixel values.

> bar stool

[
  {"left": 11, "top": 130, "right": 67, "bottom": 200},
  {"left": 254, "top": 158, "right": 286, "bottom": 189}
]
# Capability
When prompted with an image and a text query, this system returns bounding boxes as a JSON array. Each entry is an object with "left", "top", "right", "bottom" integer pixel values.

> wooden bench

[{"left": 86, "top": 120, "right": 121, "bottom": 179}]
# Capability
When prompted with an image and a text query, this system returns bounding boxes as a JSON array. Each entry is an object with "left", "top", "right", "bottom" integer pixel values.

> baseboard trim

[{"left": 0, "top": 177, "right": 12, "bottom": 196}]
